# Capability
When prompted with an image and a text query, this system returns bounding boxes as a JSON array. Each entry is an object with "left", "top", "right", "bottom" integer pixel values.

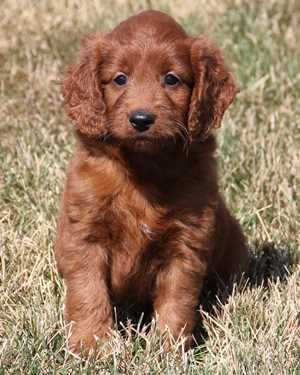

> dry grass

[{"left": 0, "top": 0, "right": 299, "bottom": 373}]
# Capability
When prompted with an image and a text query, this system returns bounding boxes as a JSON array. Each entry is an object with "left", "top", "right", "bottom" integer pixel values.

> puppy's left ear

[{"left": 188, "top": 37, "right": 239, "bottom": 139}]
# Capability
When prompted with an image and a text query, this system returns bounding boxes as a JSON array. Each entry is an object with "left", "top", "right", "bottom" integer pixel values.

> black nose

[{"left": 129, "top": 111, "right": 155, "bottom": 132}]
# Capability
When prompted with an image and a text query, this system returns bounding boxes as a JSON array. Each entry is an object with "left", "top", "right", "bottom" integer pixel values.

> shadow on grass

[
  {"left": 244, "top": 241, "right": 298, "bottom": 287},
  {"left": 193, "top": 241, "right": 299, "bottom": 346}
]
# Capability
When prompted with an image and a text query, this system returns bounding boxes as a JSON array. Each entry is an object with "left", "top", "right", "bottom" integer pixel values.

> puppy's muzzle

[{"left": 129, "top": 110, "right": 156, "bottom": 132}]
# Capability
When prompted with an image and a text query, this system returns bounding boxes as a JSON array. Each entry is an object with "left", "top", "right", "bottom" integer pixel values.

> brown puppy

[{"left": 56, "top": 10, "right": 248, "bottom": 353}]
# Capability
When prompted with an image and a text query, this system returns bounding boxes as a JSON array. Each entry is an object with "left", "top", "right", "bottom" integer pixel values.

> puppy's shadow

[
  {"left": 244, "top": 241, "right": 297, "bottom": 286},
  {"left": 193, "top": 241, "right": 298, "bottom": 345}
]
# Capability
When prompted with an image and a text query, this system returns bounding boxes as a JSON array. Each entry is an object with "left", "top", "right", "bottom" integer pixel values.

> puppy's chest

[
  {"left": 69, "top": 162, "right": 167, "bottom": 298},
  {"left": 98, "top": 191, "right": 162, "bottom": 299},
  {"left": 95, "top": 189, "right": 159, "bottom": 245}
]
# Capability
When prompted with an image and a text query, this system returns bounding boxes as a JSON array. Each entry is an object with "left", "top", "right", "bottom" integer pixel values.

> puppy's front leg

[
  {"left": 154, "top": 251, "right": 206, "bottom": 348},
  {"left": 58, "top": 242, "right": 113, "bottom": 354}
]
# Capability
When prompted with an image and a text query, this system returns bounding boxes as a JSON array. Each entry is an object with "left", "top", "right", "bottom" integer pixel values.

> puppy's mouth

[
  {"left": 124, "top": 134, "right": 160, "bottom": 150},
  {"left": 112, "top": 127, "right": 160, "bottom": 144},
  {"left": 130, "top": 133, "right": 154, "bottom": 142}
]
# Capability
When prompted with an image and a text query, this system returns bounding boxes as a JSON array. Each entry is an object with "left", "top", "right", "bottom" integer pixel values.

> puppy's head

[{"left": 63, "top": 10, "right": 238, "bottom": 152}]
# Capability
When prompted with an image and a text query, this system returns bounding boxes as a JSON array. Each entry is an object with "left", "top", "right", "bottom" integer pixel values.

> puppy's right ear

[{"left": 62, "top": 33, "right": 106, "bottom": 135}]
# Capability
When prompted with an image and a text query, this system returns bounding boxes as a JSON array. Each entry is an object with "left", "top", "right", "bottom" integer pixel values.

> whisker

[{"left": 174, "top": 120, "right": 190, "bottom": 154}]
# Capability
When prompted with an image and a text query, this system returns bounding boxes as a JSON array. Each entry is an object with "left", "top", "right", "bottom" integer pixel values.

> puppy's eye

[
  {"left": 113, "top": 73, "right": 128, "bottom": 86},
  {"left": 164, "top": 73, "right": 181, "bottom": 86}
]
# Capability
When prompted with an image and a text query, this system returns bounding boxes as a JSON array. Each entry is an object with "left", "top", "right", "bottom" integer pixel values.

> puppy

[{"left": 55, "top": 10, "right": 248, "bottom": 353}]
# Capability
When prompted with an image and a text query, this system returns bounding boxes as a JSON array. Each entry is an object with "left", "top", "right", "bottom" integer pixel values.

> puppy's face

[
  {"left": 63, "top": 11, "right": 238, "bottom": 152},
  {"left": 100, "top": 38, "right": 193, "bottom": 149}
]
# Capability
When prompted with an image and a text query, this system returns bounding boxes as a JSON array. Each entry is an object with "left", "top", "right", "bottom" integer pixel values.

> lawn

[{"left": 0, "top": 0, "right": 299, "bottom": 373}]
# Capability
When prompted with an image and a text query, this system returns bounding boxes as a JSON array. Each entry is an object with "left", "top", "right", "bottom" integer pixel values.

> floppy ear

[
  {"left": 188, "top": 37, "right": 239, "bottom": 139},
  {"left": 62, "top": 32, "right": 106, "bottom": 135}
]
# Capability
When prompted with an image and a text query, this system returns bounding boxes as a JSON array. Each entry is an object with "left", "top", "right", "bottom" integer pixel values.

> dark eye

[
  {"left": 113, "top": 73, "right": 128, "bottom": 86},
  {"left": 164, "top": 73, "right": 181, "bottom": 86}
]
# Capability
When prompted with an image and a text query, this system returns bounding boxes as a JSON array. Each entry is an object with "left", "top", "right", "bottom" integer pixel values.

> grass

[{"left": 0, "top": 0, "right": 299, "bottom": 373}]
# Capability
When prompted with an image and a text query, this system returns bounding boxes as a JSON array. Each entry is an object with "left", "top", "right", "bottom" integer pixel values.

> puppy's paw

[
  {"left": 68, "top": 331, "right": 113, "bottom": 359},
  {"left": 68, "top": 333, "right": 94, "bottom": 357}
]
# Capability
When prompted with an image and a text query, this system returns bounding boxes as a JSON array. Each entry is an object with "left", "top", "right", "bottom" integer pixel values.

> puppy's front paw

[
  {"left": 68, "top": 327, "right": 111, "bottom": 358},
  {"left": 68, "top": 333, "right": 95, "bottom": 356}
]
